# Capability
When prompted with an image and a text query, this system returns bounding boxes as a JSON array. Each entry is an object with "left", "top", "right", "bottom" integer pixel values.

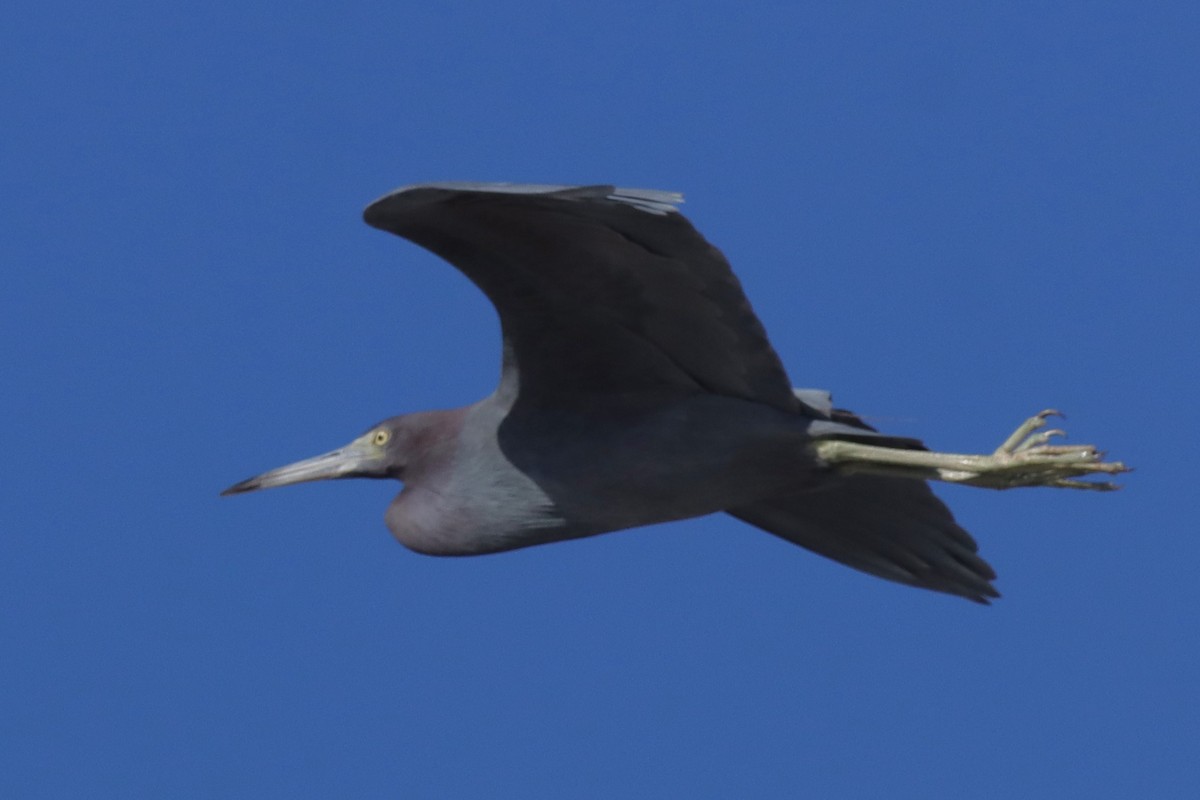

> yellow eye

[{"left": 372, "top": 429, "right": 391, "bottom": 446}]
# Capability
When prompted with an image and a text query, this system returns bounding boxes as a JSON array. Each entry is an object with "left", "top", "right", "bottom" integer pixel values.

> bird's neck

[{"left": 398, "top": 408, "right": 468, "bottom": 482}]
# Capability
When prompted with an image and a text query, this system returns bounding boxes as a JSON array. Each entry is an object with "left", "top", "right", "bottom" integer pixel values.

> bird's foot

[
  {"left": 814, "top": 409, "right": 1131, "bottom": 491},
  {"left": 938, "top": 409, "right": 1131, "bottom": 490}
]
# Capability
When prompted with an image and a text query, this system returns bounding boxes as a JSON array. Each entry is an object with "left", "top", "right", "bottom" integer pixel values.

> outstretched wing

[{"left": 363, "top": 183, "right": 807, "bottom": 413}]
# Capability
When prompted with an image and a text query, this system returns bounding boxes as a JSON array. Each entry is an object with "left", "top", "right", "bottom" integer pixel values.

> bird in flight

[{"left": 223, "top": 183, "right": 1127, "bottom": 602}]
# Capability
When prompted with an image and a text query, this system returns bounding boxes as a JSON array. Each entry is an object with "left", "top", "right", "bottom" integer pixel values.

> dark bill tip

[{"left": 220, "top": 477, "right": 262, "bottom": 497}]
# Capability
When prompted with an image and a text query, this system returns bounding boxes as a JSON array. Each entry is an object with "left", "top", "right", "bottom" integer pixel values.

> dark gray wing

[
  {"left": 363, "top": 183, "right": 807, "bottom": 413},
  {"left": 729, "top": 476, "right": 999, "bottom": 602}
]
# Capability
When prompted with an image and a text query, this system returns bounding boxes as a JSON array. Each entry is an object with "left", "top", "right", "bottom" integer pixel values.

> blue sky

[{"left": 3, "top": 2, "right": 1197, "bottom": 797}]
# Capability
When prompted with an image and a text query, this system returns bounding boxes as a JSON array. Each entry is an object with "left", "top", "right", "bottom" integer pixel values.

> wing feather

[{"left": 729, "top": 476, "right": 999, "bottom": 602}]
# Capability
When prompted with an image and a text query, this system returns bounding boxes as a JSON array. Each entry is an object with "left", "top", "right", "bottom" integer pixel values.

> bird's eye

[{"left": 372, "top": 429, "right": 391, "bottom": 446}]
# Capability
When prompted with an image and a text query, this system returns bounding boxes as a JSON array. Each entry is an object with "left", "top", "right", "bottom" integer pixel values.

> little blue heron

[{"left": 223, "top": 183, "right": 1127, "bottom": 603}]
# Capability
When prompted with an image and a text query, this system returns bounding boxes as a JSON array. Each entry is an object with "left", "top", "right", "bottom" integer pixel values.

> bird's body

[
  {"left": 224, "top": 182, "right": 1128, "bottom": 603},
  {"left": 395, "top": 390, "right": 824, "bottom": 556}
]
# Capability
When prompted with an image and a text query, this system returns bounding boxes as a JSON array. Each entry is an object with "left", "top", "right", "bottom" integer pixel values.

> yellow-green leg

[{"left": 813, "top": 410, "right": 1130, "bottom": 490}]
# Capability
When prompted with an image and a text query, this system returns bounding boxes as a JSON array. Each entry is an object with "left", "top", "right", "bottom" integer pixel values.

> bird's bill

[{"left": 221, "top": 437, "right": 381, "bottom": 496}]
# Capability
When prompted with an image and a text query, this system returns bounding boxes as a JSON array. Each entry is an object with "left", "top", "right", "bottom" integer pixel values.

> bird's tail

[{"left": 727, "top": 474, "right": 999, "bottom": 603}]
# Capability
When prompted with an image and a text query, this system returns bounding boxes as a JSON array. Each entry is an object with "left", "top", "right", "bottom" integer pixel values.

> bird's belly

[{"left": 503, "top": 395, "right": 824, "bottom": 536}]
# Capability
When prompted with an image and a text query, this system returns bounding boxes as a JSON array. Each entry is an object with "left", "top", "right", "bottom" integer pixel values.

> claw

[
  {"left": 997, "top": 410, "right": 1062, "bottom": 455},
  {"left": 1014, "top": 428, "right": 1067, "bottom": 452}
]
